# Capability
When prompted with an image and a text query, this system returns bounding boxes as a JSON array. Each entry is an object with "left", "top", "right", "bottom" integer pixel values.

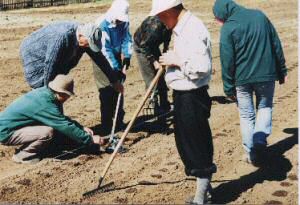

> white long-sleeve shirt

[{"left": 165, "top": 11, "right": 212, "bottom": 91}]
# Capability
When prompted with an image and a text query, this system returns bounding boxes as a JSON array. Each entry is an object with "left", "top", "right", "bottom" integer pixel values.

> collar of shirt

[{"left": 173, "top": 11, "right": 192, "bottom": 37}]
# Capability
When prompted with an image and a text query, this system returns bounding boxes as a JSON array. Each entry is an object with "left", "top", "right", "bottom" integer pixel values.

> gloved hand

[
  {"left": 112, "top": 81, "right": 124, "bottom": 94},
  {"left": 159, "top": 50, "right": 182, "bottom": 67},
  {"left": 122, "top": 58, "right": 131, "bottom": 70},
  {"left": 115, "top": 70, "right": 126, "bottom": 82}
]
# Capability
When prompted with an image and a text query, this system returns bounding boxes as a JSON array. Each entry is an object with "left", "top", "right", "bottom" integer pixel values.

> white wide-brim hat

[
  {"left": 108, "top": 0, "right": 130, "bottom": 22},
  {"left": 150, "top": 0, "right": 182, "bottom": 16}
]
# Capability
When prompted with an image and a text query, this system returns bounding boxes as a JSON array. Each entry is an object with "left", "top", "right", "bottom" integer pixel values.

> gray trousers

[
  {"left": 134, "top": 44, "right": 169, "bottom": 109},
  {"left": 4, "top": 126, "right": 54, "bottom": 154}
]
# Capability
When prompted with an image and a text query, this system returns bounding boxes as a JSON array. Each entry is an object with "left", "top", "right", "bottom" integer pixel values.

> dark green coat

[
  {"left": 213, "top": 0, "right": 287, "bottom": 96},
  {"left": 0, "top": 87, "right": 92, "bottom": 144}
]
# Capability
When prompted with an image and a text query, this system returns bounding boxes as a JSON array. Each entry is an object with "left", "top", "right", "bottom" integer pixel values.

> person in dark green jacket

[
  {"left": 213, "top": 0, "right": 288, "bottom": 166},
  {"left": 0, "top": 75, "right": 104, "bottom": 164}
]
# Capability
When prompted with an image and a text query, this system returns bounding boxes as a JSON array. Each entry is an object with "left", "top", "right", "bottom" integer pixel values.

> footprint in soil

[
  {"left": 272, "top": 190, "right": 288, "bottom": 197},
  {"left": 151, "top": 174, "right": 162, "bottom": 179},
  {"left": 0, "top": 186, "right": 17, "bottom": 195},
  {"left": 63, "top": 161, "right": 82, "bottom": 167},
  {"left": 288, "top": 174, "right": 298, "bottom": 181},
  {"left": 214, "top": 133, "right": 227, "bottom": 138},
  {"left": 16, "top": 178, "right": 31, "bottom": 186},
  {"left": 280, "top": 182, "right": 292, "bottom": 187},
  {"left": 264, "top": 200, "right": 283, "bottom": 205},
  {"left": 78, "top": 155, "right": 95, "bottom": 162},
  {"left": 125, "top": 188, "right": 137, "bottom": 194},
  {"left": 85, "top": 109, "right": 95, "bottom": 113},
  {"left": 39, "top": 172, "right": 52, "bottom": 178},
  {"left": 113, "top": 196, "right": 128, "bottom": 204},
  {"left": 159, "top": 168, "right": 168, "bottom": 172},
  {"left": 166, "top": 162, "right": 177, "bottom": 166}
]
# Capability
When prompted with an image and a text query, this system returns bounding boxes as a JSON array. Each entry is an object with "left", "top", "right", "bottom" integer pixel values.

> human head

[
  {"left": 77, "top": 23, "right": 102, "bottom": 52},
  {"left": 105, "top": 0, "right": 130, "bottom": 23},
  {"left": 213, "top": 0, "right": 239, "bottom": 23},
  {"left": 48, "top": 75, "right": 75, "bottom": 103},
  {"left": 150, "top": 0, "right": 184, "bottom": 29}
]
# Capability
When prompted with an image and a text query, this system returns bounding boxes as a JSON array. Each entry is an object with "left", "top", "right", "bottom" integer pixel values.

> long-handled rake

[
  {"left": 143, "top": 86, "right": 157, "bottom": 120},
  {"left": 105, "top": 66, "right": 127, "bottom": 153},
  {"left": 83, "top": 66, "right": 165, "bottom": 197}
]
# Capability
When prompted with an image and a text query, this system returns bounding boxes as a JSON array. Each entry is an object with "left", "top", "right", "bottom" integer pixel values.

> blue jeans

[{"left": 236, "top": 81, "right": 275, "bottom": 154}]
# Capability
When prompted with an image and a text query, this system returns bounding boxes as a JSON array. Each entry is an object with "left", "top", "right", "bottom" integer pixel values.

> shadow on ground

[
  {"left": 211, "top": 128, "right": 298, "bottom": 204},
  {"left": 211, "top": 96, "right": 236, "bottom": 104}
]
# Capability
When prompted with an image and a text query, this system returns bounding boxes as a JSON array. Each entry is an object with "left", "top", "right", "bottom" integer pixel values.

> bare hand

[
  {"left": 92, "top": 135, "right": 106, "bottom": 145},
  {"left": 227, "top": 95, "right": 237, "bottom": 102},
  {"left": 113, "top": 82, "right": 124, "bottom": 94},
  {"left": 279, "top": 75, "right": 288, "bottom": 84},
  {"left": 153, "top": 60, "right": 161, "bottom": 70},
  {"left": 84, "top": 127, "right": 94, "bottom": 136},
  {"left": 159, "top": 50, "right": 181, "bottom": 67}
]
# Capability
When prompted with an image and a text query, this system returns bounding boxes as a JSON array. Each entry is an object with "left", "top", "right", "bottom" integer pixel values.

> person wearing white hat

[
  {"left": 151, "top": 0, "right": 216, "bottom": 204},
  {"left": 20, "top": 21, "right": 124, "bottom": 94},
  {"left": 92, "top": 0, "right": 133, "bottom": 135},
  {"left": 0, "top": 75, "right": 106, "bottom": 164}
]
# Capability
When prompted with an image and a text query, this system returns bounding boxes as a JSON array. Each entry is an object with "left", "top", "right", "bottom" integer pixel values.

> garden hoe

[{"left": 83, "top": 66, "right": 165, "bottom": 198}]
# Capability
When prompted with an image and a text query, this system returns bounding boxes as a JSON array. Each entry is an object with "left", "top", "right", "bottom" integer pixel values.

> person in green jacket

[
  {"left": 213, "top": 0, "right": 288, "bottom": 166},
  {"left": 0, "top": 75, "right": 105, "bottom": 164}
]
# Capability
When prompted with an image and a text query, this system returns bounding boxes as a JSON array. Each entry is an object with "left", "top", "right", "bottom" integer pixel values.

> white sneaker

[{"left": 12, "top": 151, "right": 41, "bottom": 164}]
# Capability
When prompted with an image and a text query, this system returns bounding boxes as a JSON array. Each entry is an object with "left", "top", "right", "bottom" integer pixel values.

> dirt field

[{"left": 0, "top": 0, "right": 298, "bottom": 204}]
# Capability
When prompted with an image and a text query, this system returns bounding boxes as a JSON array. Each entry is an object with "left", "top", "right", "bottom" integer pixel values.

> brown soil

[{"left": 0, "top": 0, "right": 298, "bottom": 204}]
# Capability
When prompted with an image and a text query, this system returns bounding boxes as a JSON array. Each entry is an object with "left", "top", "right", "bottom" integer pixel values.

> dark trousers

[
  {"left": 173, "top": 86, "right": 216, "bottom": 177},
  {"left": 99, "top": 86, "right": 125, "bottom": 135}
]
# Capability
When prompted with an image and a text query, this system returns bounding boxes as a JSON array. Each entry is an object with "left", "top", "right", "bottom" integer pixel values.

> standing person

[
  {"left": 93, "top": 0, "right": 133, "bottom": 135},
  {"left": 213, "top": 0, "right": 288, "bottom": 166},
  {"left": 0, "top": 75, "right": 106, "bottom": 164},
  {"left": 133, "top": 16, "right": 172, "bottom": 114},
  {"left": 151, "top": 0, "right": 216, "bottom": 204},
  {"left": 20, "top": 21, "right": 123, "bottom": 93}
]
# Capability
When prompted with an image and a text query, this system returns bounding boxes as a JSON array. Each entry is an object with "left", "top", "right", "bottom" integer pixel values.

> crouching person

[{"left": 0, "top": 75, "right": 104, "bottom": 164}]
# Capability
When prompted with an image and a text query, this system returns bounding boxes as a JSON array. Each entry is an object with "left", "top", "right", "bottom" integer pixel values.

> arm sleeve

[
  {"left": 137, "top": 24, "right": 163, "bottom": 64},
  {"left": 180, "top": 33, "right": 212, "bottom": 81},
  {"left": 32, "top": 106, "right": 93, "bottom": 145},
  {"left": 101, "top": 27, "right": 121, "bottom": 70},
  {"left": 43, "top": 35, "right": 66, "bottom": 86},
  {"left": 121, "top": 23, "right": 133, "bottom": 59},
  {"left": 86, "top": 49, "right": 119, "bottom": 84},
  {"left": 220, "top": 29, "right": 236, "bottom": 96},
  {"left": 269, "top": 19, "right": 288, "bottom": 78},
  {"left": 163, "top": 29, "right": 172, "bottom": 53}
]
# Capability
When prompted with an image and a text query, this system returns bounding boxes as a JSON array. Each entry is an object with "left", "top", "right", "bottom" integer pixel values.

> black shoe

[
  {"left": 250, "top": 143, "right": 267, "bottom": 167},
  {"left": 116, "top": 121, "right": 126, "bottom": 131}
]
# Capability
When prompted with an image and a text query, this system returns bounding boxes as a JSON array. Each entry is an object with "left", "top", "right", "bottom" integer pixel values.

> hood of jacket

[{"left": 213, "top": 0, "right": 242, "bottom": 22}]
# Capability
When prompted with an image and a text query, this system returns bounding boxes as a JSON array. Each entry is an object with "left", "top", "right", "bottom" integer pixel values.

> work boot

[
  {"left": 250, "top": 143, "right": 268, "bottom": 167},
  {"left": 12, "top": 151, "right": 41, "bottom": 164}
]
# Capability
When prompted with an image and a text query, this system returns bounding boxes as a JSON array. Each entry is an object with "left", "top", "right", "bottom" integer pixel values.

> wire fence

[{"left": 0, "top": 0, "right": 94, "bottom": 11}]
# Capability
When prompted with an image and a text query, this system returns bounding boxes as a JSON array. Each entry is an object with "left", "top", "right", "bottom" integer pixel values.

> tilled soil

[{"left": 0, "top": 0, "right": 298, "bottom": 204}]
